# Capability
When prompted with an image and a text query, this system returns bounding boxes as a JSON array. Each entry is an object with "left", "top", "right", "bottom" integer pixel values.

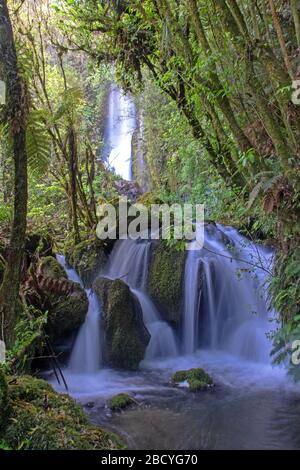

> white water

[
  {"left": 103, "top": 84, "right": 136, "bottom": 180},
  {"left": 182, "top": 224, "right": 275, "bottom": 362},
  {"left": 56, "top": 256, "right": 102, "bottom": 374},
  {"left": 104, "top": 239, "right": 179, "bottom": 360}
]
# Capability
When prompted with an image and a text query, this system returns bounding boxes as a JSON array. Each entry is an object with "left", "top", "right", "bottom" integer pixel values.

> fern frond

[
  {"left": 54, "top": 86, "right": 84, "bottom": 122},
  {"left": 26, "top": 110, "right": 52, "bottom": 176}
]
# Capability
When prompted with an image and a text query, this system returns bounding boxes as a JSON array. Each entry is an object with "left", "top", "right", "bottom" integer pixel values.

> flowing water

[
  {"left": 56, "top": 255, "right": 102, "bottom": 374},
  {"left": 103, "top": 84, "right": 136, "bottom": 180},
  {"left": 103, "top": 239, "right": 179, "bottom": 359},
  {"left": 50, "top": 89, "right": 300, "bottom": 450}
]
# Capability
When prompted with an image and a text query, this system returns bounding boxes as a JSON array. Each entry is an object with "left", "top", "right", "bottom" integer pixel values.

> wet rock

[
  {"left": 34, "top": 256, "right": 88, "bottom": 342},
  {"left": 93, "top": 278, "right": 150, "bottom": 370},
  {"left": 66, "top": 238, "right": 108, "bottom": 287},
  {"left": 171, "top": 368, "right": 213, "bottom": 392},
  {"left": 148, "top": 241, "right": 185, "bottom": 326},
  {"left": 108, "top": 393, "right": 137, "bottom": 411}
]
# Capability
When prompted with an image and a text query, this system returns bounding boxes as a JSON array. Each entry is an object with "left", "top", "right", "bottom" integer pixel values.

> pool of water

[{"left": 50, "top": 350, "right": 300, "bottom": 450}]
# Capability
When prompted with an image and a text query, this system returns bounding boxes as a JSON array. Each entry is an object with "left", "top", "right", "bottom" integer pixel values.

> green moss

[
  {"left": 93, "top": 278, "right": 150, "bottom": 370},
  {"left": 66, "top": 238, "right": 108, "bottom": 287},
  {"left": 108, "top": 393, "right": 136, "bottom": 411},
  {"left": 38, "top": 257, "right": 88, "bottom": 341},
  {"left": 39, "top": 256, "right": 67, "bottom": 279},
  {"left": 171, "top": 368, "right": 213, "bottom": 392},
  {"left": 171, "top": 370, "right": 188, "bottom": 383},
  {"left": 46, "top": 289, "right": 88, "bottom": 340},
  {"left": 148, "top": 241, "right": 185, "bottom": 325},
  {"left": 1, "top": 375, "right": 124, "bottom": 450}
]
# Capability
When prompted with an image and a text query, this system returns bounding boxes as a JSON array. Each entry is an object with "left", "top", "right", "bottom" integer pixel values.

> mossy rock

[
  {"left": 37, "top": 257, "right": 88, "bottom": 342},
  {"left": 46, "top": 289, "right": 88, "bottom": 341},
  {"left": 66, "top": 238, "right": 108, "bottom": 287},
  {"left": 39, "top": 256, "right": 67, "bottom": 280},
  {"left": 171, "top": 368, "right": 213, "bottom": 392},
  {"left": 148, "top": 241, "right": 185, "bottom": 326},
  {"left": 93, "top": 278, "right": 150, "bottom": 370},
  {"left": 108, "top": 393, "right": 136, "bottom": 411},
  {"left": 1, "top": 375, "right": 124, "bottom": 450}
]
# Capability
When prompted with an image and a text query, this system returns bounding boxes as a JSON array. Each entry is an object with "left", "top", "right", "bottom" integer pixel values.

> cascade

[
  {"left": 56, "top": 255, "right": 102, "bottom": 373},
  {"left": 104, "top": 239, "right": 178, "bottom": 359},
  {"left": 182, "top": 224, "right": 275, "bottom": 362}
]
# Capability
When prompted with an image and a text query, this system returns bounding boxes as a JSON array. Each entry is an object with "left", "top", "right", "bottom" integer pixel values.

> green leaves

[{"left": 26, "top": 110, "right": 52, "bottom": 177}]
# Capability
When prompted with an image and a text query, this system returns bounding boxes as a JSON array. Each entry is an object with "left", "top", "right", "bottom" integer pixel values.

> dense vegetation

[{"left": 0, "top": 0, "right": 300, "bottom": 449}]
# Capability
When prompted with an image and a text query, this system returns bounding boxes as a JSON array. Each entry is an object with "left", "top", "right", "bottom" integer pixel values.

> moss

[
  {"left": 171, "top": 370, "right": 188, "bottom": 383},
  {"left": 1, "top": 375, "right": 124, "bottom": 450},
  {"left": 66, "top": 238, "right": 108, "bottom": 287},
  {"left": 39, "top": 256, "right": 67, "bottom": 279},
  {"left": 108, "top": 393, "right": 136, "bottom": 411},
  {"left": 148, "top": 241, "right": 185, "bottom": 326},
  {"left": 36, "top": 256, "right": 88, "bottom": 342},
  {"left": 171, "top": 368, "right": 213, "bottom": 392},
  {"left": 46, "top": 289, "right": 88, "bottom": 341},
  {"left": 93, "top": 278, "right": 150, "bottom": 370}
]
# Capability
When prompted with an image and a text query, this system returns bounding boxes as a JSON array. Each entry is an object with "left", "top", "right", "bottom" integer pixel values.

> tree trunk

[{"left": 0, "top": 0, "right": 28, "bottom": 346}]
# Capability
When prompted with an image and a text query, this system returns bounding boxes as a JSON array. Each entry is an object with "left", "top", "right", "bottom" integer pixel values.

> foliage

[{"left": 4, "top": 307, "right": 48, "bottom": 374}]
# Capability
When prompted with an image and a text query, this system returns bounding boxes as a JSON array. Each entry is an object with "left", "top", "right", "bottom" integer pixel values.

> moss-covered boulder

[
  {"left": 108, "top": 393, "right": 137, "bottom": 411},
  {"left": 148, "top": 241, "right": 185, "bottom": 326},
  {"left": 66, "top": 238, "right": 108, "bottom": 287},
  {"left": 171, "top": 368, "right": 213, "bottom": 392},
  {"left": 0, "top": 375, "right": 123, "bottom": 450},
  {"left": 37, "top": 256, "right": 88, "bottom": 342},
  {"left": 39, "top": 256, "right": 67, "bottom": 280},
  {"left": 93, "top": 278, "right": 150, "bottom": 370}
]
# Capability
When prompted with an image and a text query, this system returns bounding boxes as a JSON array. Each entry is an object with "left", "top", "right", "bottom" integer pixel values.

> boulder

[
  {"left": 93, "top": 278, "right": 150, "bottom": 370},
  {"left": 108, "top": 393, "right": 137, "bottom": 411},
  {"left": 148, "top": 241, "right": 185, "bottom": 326},
  {"left": 1, "top": 375, "right": 124, "bottom": 450},
  {"left": 66, "top": 238, "right": 108, "bottom": 287},
  {"left": 35, "top": 256, "right": 88, "bottom": 342},
  {"left": 171, "top": 368, "right": 213, "bottom": 392}
]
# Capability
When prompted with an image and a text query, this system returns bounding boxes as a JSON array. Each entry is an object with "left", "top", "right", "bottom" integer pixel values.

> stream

[{"left": 51, "top": 85, "right": 300, "bottom": 450}]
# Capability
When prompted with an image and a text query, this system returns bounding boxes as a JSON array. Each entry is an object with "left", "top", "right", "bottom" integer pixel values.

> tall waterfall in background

[
  {"left": 104, "top": 239, "right": 178, "bottom": 359},
  {"left": 103, "top": 84, "right": 136, "bottom": 181},
  {"left": 182, "top": 224, "right": 275, "bottom": 363}
]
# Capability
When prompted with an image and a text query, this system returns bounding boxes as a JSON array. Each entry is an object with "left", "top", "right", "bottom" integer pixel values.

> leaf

[{"left": 26, "top": 110, "right": 52, "bottom": 176}]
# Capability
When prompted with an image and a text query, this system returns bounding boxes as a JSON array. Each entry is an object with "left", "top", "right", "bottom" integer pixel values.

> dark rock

[{"left": 93, "top": 277, "right": 150, "bottom": 370}]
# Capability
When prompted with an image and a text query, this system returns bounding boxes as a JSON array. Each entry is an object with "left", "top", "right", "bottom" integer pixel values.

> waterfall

[
  {"left": 182, "top": 224, "right": 275, "bottom": 363},
  {"left": 104, "top": 239, "right": 179, "bottom": 359},
  {"left": 103, "top": 84, "right": 136, "bottom": 181},
  {"left": 56, "top": 255, "right": 102, "bottom": 373}
]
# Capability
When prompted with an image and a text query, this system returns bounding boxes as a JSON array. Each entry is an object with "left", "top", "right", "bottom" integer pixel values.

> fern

[
  {"left": 54, "top": 86, "right": 83, "bottom": 122},
  {"left": 26, "top": 110, "right": 52, "bottom": 176}
]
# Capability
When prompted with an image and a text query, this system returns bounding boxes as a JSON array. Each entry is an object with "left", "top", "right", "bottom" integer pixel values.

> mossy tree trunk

[{"left": 0, "top": 0, "right": 28, "bottom": 347}]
